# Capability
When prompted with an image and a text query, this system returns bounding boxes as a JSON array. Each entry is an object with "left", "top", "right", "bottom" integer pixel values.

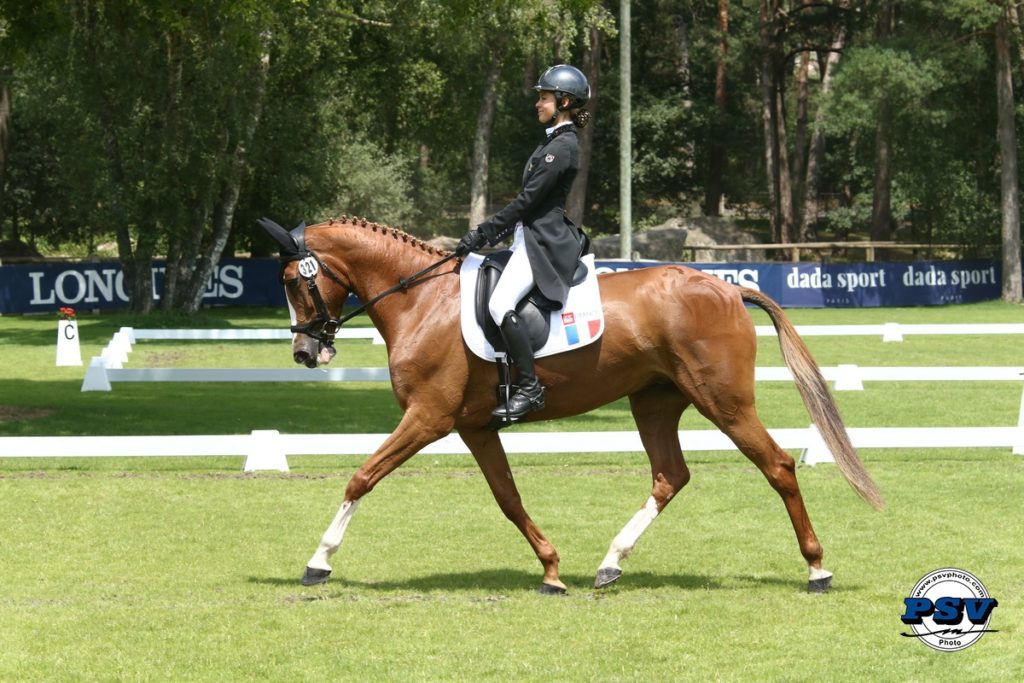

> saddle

[{"left": 474, "top": 250, "right": 589, "bottom": 354}]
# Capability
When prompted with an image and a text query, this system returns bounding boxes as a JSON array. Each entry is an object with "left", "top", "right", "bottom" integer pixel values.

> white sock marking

[
  {"left": 307, "top": 499, "right": 360, "bottom": 571},
  {"left": 599, "top": 496, "right": 660, "bottom": 571},
  {"left": 809, "top": 565, "right": 833, "bottom": 581}
]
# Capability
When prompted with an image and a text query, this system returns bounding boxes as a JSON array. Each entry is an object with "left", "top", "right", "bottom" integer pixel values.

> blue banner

[
  {"left": 0, "top": 257, "right": 1004, "bottom": 314},
  {"left": 595, "top": 260, "right": 1003, "bottom": 308}
]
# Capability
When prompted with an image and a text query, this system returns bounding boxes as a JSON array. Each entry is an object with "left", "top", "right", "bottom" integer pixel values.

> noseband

[{"left": 277, "top": 221, "right": 459, "bottom": 348}]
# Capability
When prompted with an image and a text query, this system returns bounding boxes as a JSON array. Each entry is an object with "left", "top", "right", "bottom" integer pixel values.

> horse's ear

[{"left": 256, "top": 217, "right": 299, "bottom": 257}]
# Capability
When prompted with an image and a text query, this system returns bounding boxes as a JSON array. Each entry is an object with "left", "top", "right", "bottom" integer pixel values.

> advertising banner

[
  {"left": 0, "top": 257, "right": 1003, "bottom": 314},
  {"left": 596, "top": 260, "right": 1002, "bottom": 308}
]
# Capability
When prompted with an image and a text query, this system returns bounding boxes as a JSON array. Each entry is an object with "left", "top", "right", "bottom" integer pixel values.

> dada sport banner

[{"left": 0, "top": 257, "right": 1003, "bottom": 314}]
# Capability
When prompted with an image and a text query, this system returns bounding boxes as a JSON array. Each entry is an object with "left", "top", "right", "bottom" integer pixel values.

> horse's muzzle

[{"left": 293, "top": 336, "right": 335, "bottom": 368}]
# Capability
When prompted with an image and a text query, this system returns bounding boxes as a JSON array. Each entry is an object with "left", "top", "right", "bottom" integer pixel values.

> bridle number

[{"left": 298, "top": 256, "right": 319, "bottom": 278}]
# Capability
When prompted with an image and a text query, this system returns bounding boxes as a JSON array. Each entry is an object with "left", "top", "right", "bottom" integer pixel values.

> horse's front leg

[
  {"left": 458, "top": 428, "right": 566, "bottom": 594},
  {"left": 302, "top": 408, "right": 450, "bottom": 586}
]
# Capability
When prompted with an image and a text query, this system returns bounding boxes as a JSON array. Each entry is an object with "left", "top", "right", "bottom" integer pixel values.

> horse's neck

[{"left": 318, "top": 223, "right": 454, "bottom": 341}]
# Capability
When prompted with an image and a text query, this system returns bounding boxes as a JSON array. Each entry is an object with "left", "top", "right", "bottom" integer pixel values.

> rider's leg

[
  {"left": 488, "top": 227, "right": 534, "bottom": 325},
  {"left": 488, "top": 229, "right": 545, "bottom": 420}
]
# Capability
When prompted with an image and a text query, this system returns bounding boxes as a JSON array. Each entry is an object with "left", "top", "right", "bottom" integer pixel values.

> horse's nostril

[{"left": 294, "top": 351, "right": 311, "bottom": 366}]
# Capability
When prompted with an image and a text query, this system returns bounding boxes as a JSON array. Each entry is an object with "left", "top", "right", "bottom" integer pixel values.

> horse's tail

[{"left": 741, "top": 288, "right": 885, "bottom": 511}]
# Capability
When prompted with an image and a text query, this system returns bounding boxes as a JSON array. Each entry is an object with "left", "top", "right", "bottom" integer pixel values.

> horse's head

[{"left": 257, "top": 217, "right": 346, "bottom": 368}]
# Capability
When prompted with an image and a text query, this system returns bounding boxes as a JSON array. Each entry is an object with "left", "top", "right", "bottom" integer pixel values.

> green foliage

[{"left": 1, "top": 0, "right": 1019, "bottom": 298}]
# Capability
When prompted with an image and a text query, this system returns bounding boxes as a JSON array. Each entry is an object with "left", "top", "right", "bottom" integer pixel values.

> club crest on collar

[{"left": 298, "top": 256, "right": 319, "bottom": 278}]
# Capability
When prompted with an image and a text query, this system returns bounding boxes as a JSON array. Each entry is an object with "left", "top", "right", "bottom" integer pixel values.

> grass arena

[{"left": 1, "top": 302, "right": 1022, "bottom": 680}]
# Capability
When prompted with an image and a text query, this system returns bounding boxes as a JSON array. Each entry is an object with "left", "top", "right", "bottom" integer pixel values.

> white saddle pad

[{"left": 460, "top": 253, "right": 605, "bottom": 362}]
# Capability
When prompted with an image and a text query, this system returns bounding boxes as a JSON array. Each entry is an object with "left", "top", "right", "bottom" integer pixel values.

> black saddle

[{"left": 475, "top": 250, "right": 589, "bottom": 354}]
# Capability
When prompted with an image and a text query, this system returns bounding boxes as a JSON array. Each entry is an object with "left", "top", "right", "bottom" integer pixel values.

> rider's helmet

[{"left": 534, "top": 64, "right": 590, "bottom": 111}]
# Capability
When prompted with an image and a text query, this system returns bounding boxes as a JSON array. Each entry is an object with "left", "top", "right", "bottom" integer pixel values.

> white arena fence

[
  {"left": 2, "top": 426, "right": 1021, "bottom": 473},
  {"left": 4, "top": 322, "right": 1018, "bottom": 470},
  {"left": 81, "top": 324, "right": 1024, "bottom": 392}
]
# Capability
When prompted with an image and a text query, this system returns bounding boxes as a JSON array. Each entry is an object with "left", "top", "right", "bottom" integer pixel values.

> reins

[
  {"left": 334, "top": 251, "right": 460, "bottom": 326},
  {"left": 292, "top": 247, "right": 459, "bottom": 347}
]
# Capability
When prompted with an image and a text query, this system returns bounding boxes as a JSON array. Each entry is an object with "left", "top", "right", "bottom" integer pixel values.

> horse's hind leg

[
  {"left": 459, "top": 427, "right": 567, "bottom": 594},
  {"left": 595, "top": 384, "right": 691, "bottom": 588},
  {"left": 716, "top": 406, "right": 831, "bottom": 592}
]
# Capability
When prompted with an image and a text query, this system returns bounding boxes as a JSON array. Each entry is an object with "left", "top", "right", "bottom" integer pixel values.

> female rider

[{"left": 456, "top": 64, "right": 591, "bottom": 422}]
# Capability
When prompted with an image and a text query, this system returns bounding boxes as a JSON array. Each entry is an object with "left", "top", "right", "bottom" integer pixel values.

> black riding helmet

[{"left": 534, "top": 64, "right": 590, "bottom": 111}]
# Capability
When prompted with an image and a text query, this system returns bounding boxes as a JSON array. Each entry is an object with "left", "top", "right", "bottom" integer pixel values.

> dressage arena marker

[{"left": 56, "top": 320, "right": 83, "bottom": 367}]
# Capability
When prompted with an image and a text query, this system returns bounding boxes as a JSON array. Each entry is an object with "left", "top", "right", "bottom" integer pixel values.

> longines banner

[{"left": 0, "top": 257, "right": 1003, "bottom": 314}]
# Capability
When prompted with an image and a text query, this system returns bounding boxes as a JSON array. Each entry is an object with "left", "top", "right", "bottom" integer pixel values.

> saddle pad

[{"left": 460, "top": 253, "right": 605, "bottom": 362}]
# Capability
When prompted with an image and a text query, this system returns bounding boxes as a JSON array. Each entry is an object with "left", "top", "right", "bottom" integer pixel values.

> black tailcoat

[{"left": 478, "top": 126, "right": 583, "bottom": 307}]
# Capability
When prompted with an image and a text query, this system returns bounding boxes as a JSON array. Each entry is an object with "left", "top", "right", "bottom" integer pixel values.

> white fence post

[
  {"left": 882, "top": 322, "right": 904, "bottom": 342},
  {"left": 81, "top": 357, "right": 112, "bottom": 392},
  {"left": 1015, "top": 385, "right": 1024, "bottom": 456},
  {"left": 244, "top": 429, "right": 289, "bottom": 472},
  {"left": 833, "top": 364, "right": 864, "bottom": 391},
  {"left": 799, "top": 424, "right": 835, "bottom": 466}
]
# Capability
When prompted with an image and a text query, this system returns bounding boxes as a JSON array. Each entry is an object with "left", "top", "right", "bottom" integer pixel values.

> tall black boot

[{"left": 492, "top": 311, "right": 545, "bottom": 421}]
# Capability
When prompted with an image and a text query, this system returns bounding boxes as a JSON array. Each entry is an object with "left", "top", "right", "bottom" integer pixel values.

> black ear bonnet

[{"left": 256, "top": 217, "right": 308, "bottom": 261}]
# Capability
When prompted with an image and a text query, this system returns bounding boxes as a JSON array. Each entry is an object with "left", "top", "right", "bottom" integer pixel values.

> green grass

[{"left": 1, "top": 302, "right": 1023, "bottom": 680}]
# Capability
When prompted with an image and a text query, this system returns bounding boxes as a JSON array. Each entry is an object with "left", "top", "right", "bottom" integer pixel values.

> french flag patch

[{"left": 562, "top": 312, "right": 579, "bottom": 345}]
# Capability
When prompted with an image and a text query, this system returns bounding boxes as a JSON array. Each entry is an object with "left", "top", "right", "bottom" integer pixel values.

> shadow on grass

[{"left": 246, "top": 568, "right": 818, "bottom": 594}]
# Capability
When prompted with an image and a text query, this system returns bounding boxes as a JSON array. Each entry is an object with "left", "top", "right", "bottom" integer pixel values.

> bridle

[{"left": 279, "top": 222, "right": 459, "bottom": 348}]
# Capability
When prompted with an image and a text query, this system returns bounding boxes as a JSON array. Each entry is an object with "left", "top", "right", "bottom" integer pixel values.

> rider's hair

[{"left": 572, "top": 108, "right": 591, "bottom": 129}]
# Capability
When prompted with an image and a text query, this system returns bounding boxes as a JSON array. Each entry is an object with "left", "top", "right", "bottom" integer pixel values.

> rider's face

[{"left": 535, "top": 91, "right": 557, "bottom": 124}]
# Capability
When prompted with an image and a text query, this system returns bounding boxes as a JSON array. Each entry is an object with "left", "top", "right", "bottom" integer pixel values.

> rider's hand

[{"left": 455, "top": 228, "right": 488, "bottom": 256}]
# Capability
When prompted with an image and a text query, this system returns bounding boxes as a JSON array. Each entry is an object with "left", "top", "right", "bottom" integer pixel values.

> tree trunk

[
  {"left": 619, "top": 0, "right": 632, "bottom": 259},
  {"left": 870, "top": 0, "right": 895, "bottom": 243},
  {"left": 799, "top": 22, "right": 847, "bottom": 242},
  {"left": 793, "top": 50, "right": 810, "bottom": 205},
  {"left": 996, "top": 12, "right": 1023, "bottom": 302},
  {"left": 1007, "top": 2, "right": 1024, "bottom": 78},
  {"left": 183, "top": 47, "right": 271, "bottom": 312},
  {"left": 703, "top": 0, "right": 729, "bottom": 217},
  {"left": 567, "top": 24, "right": 601, "bottom": 226},
  {"left": 775, "top": 73, "right": 794, "bottom": 244},
  {"left": 760, "top": 0, "right": 780, "bottom": 241},
  {"left": 469, "top": 47, "right": 504, "bottom": 229},
  {"left": 0, "top": 77, "right": 10, "bottom": 237}
]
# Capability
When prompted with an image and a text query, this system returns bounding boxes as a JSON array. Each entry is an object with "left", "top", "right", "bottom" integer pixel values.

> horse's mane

[{"left": 320, "top": 215, "right": 448, "bottom": 257}]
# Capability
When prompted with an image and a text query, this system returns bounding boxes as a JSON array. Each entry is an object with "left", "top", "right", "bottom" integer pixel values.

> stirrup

[{"left": 487, "top": 386, "right": 545, "bottom": 430}]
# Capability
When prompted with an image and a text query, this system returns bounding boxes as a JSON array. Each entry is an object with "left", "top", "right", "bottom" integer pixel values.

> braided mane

[{"left": 323, "top": 215, "right": 447, "bottom": 256}]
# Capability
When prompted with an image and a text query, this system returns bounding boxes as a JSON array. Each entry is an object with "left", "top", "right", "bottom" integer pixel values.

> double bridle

[{"left": 281, "top": 225, "right": 458, "bottom": 348}]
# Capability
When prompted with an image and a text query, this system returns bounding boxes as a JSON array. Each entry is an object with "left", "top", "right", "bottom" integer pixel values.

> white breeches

[{"left": 488, "top": 224, "right": 535, "bottom": 325}]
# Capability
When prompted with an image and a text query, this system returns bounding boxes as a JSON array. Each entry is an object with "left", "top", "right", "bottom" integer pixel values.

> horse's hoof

[
  {"left": 538, "top": 582, "right": 567, "bottom": 596},
  {"left": 808, "top": 575, "right": 832, "bottom": 593},
  {"left": 594, "top": 566, "right": 622, "bottom": 589},
  {"left": 301, "top": 566, "right": 331, "bottom": 586}
]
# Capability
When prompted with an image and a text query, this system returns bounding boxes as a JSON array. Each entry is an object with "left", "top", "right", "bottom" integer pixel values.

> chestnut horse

[{"left": 258, "top": 217, "right": 883, "bottom": 594}]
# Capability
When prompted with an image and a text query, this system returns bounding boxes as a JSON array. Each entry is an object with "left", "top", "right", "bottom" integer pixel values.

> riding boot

[{"left": 493, "top": 311, "right": 545, "bottom": 421}]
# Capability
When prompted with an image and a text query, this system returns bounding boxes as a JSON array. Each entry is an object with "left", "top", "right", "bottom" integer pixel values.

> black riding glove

[{"left": 455, "top": 228, "right": 488, "bottom": 256}]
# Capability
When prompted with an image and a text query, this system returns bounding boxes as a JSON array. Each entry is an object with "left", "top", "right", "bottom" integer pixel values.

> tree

[
  {"left": 566, "top": 9, "right": 612, "bottom": 226},
  {"left": 869, "top": 0, "right": 895, "bottom": 243},
  {"left": 798, "top": 13, "right": 847, "bottom": 242},
  {"left": 703, "top": 0, "right": 729, "bottom": 217},
  {"left": 995, "top": 5, "right": 1022, "bottom": 302}
]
